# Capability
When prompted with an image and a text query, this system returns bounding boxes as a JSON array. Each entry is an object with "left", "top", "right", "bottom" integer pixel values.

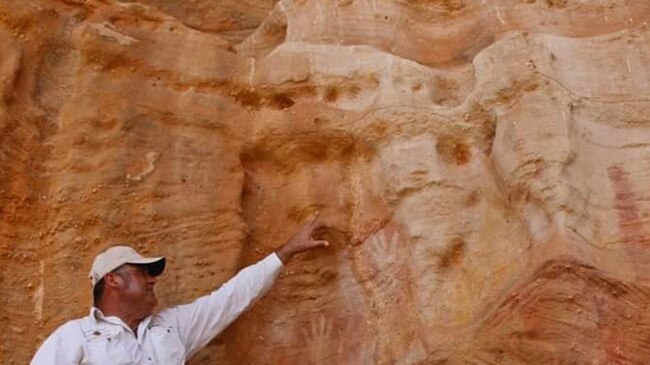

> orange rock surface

[{"left": 1, "top": 0, "right": 650, "bottom": 364}]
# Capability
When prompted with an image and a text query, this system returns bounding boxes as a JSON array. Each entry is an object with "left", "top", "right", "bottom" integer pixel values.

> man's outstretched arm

[{"left": 160, "top": 214, "right": 329, "bottom": 359}]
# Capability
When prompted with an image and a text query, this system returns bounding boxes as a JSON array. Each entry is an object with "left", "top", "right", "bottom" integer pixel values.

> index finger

[{"left": 306, "top": 211, "right": 320, "bottom": 228}]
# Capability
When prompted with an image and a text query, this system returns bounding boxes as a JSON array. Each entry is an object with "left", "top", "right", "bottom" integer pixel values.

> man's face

[{"left": 113, "top": 264, "right": 158, "bottom": 316}]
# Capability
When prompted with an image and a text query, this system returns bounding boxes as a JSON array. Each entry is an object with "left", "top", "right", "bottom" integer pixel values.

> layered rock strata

[{"left": 1, "top": 0, "right": 649, "bottom": 364}]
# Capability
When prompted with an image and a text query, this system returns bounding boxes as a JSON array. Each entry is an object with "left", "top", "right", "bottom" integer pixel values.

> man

[{"left": 31, "top": 215, "right": 329, "bottom": 364}]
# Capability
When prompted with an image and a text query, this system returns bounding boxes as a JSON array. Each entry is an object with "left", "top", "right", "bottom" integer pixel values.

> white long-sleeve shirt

[{"left": 31, "top": 253, "right": 284, "bottom": 365}]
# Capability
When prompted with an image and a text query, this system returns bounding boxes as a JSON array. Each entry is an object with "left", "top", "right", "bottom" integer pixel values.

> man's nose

[{"left": 146, "top": 273, "right": 157, "bottom": 284}]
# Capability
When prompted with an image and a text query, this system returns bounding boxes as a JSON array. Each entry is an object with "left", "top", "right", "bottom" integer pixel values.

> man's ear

[{"left": 104, "top": 272, "right": 122, "bottom": 288}]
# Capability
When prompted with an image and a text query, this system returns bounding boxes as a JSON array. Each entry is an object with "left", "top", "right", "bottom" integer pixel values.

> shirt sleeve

[
  {"left": 31, "top": 321, "right": 83, "bottom": 365},
  {"left": 159, "top": 253, "right": 284, "bottom": 358}
]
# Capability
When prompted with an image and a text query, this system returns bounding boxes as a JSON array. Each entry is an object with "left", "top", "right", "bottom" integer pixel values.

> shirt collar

[
  {"left": 89, "top": 307, "right": 103, "bottom": 326},
  {"left": 89, "top": 307, "right": 153, "bottom": 334}
]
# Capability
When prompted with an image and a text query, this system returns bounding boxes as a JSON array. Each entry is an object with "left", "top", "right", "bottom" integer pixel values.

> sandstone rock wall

[{"left": 1, "top": 0, "right": 650, "bottom": 364}]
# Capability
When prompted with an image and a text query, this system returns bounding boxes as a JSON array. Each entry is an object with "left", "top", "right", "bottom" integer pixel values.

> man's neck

[{"left": 96, "top": 304, "right": 144, "bottom": 334}]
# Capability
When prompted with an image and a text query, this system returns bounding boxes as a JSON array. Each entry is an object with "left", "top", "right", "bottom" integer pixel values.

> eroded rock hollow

[{"left": 2, "top": 0, "right": 650, "bottom": 364}]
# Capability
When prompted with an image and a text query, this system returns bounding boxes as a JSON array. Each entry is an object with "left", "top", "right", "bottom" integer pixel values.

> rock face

[{"left": 1, "top": 0, "right": 650, "bottom": 364}]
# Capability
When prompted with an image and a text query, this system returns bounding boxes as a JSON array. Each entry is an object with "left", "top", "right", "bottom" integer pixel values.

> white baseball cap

[{"left": 89, "top": 245, "right": 166, "bottom": 287}]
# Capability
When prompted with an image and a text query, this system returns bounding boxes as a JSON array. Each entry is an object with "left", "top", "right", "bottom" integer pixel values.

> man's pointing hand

[{"left": 276, "top": 213, "right": 329, "bottom": 264}]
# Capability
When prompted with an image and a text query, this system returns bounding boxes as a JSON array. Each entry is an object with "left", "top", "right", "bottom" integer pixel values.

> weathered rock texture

[{"left": 1, "top": 0, "right": 650, "bottom": 364}]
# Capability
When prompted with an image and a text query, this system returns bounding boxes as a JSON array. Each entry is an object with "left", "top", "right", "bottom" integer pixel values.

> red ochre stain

[
  {"left": 437, "top": 134, "right": 471, "bottom": 165},
  {"left": 439, "top": 236, "right": 465, "bottom": 269},
  {"left": 323, "top": 85, "right": 339, "bottom": 102},
  {"left": 607, "top": 165, "right": 646, "bottom": 245}
]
